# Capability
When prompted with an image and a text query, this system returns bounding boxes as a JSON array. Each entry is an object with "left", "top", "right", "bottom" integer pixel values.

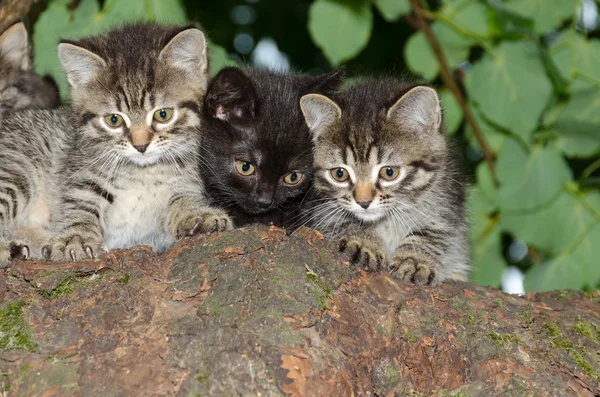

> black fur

[{"left": 200, "top": 67, "right": 344, "bottom": 227}]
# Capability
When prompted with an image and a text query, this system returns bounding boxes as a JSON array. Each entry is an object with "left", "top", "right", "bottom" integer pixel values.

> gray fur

[
  {"left": 0, "top": 23, "right": 231, "bottom": 266},
  {"left": 299, "top": 79, "right": 469, "bottom": 285},
  {"left": 0, "top": 22, "right": 59, "bottom": 114}
]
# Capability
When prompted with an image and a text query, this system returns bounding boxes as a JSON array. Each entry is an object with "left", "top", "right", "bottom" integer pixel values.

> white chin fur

[
  {"left": 352, "top": 209, "right": 385, "bottom": 223},
  {"left": 126, "top": 151, "right": 163, "bottom": 166}
]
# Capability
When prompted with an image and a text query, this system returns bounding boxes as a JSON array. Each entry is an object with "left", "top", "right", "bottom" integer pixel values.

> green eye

[
  {"left": 153, "top": 108, "right": 174, "bottom": 123},
  {"left": 103, "top": 113, "right": 124, "bottom": 128},
  {"left": 379, "top": 166, "right": 401, "bottom": 181},
  {"left": 235, "top": 160, "right": 255, "bottom": 176},
  {"left": 283, "top": 171, "right": 303, "bottom": 185},
  {"left": 330, "top": 167, "right": 349, "bottom": 182}
]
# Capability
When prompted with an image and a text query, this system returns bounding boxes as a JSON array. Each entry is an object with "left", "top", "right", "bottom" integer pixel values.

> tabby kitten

[
  {"left": 299, "top": 79, "right": 468, "bottom": 285},
  {"left": 200, "top": 67, "right": 343, "bottom": 227},
  {"left": 0, "top": 23, "right": 230, "bottom": 265},
  {"left": 0, "top": 22, "right": 59, "bottom": 114}
]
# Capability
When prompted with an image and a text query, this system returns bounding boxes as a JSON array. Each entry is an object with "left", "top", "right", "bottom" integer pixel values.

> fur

[
  {"left": 299, "top": 78, "right": 469, "bottom": 285},
  {"left": 0, "top": 22, "right": 230, "bottom": 266},
  {"left": 200, "top": 67, "right": 344, "bottom": 227}
]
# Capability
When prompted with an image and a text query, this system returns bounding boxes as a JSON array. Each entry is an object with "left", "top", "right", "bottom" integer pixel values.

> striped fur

[
  {"left": 0, "top": 22, "right": 58, "bottom": 115},
  {"left": 0, "top": 23, "right": 231, "bottom": 266},
  {"left": 299, "top": 78, "right": 468, "bottom": 285}
]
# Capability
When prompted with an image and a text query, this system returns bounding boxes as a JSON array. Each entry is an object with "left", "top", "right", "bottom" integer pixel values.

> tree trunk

[{"left": 0, "top": 225, "right": 598, "bottom": 396}]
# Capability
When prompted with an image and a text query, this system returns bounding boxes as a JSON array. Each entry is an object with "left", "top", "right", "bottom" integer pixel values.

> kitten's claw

[
  {"left": 176, "top": 211, "right": 233, "bottom": 239},
  {"left": 10, "top": 242, "right": 30, "bottom": 260},
  {"left": 390, "top": 254, "right": 438, "bottom": 285},
  {"left": 50, "top": 235, "right": 105, "bottom": 262},
  {"left": 339, "top": 235, "right": 387, "bottom": 271}
]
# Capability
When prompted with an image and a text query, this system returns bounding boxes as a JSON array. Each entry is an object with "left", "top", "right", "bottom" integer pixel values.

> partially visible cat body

[
  {"left": 0, "top": 22, "right": 59, "bottom": 114},
  {"left": 200, "top": 67, "right": 344, "bottom": 227},
  {"left": 299, "top": 78, "right": 468, "bottom": 285},
  {"left": 0, "top": 23, "right": 230, "bottom": 266}
]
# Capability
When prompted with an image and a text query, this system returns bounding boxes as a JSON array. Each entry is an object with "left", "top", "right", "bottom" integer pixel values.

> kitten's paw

[
  {"left": 339, "top": 235, "right": 387, "bottom": 271},
  {"left": 48, "top": 235, "right": 105, "bottom": 262},
  {"left": 390, "top": 254, "right": 439, "bottom": 285},
  {"left": 0, "top": 241, "right": 30, "bottom": 268},
  {"left": 175, "top": 210, "right": 233, "bottom": 239}
]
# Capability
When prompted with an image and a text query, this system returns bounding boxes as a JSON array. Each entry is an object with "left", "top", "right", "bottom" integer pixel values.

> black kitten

[{"left": 201, "top": 67, "right": 344, "bottom": 227}]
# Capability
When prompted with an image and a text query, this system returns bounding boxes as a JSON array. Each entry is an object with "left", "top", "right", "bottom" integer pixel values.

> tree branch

[{"left": 409, "top": 0, "right": 498, "bottom": 186}]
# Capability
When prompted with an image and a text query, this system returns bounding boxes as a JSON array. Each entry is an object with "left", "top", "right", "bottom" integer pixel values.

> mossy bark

[{"left": 0, "top": 225, "right": 598, "bottom": 396}]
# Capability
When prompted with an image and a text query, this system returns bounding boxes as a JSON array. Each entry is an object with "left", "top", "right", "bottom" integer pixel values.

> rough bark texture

[
  {"left": 0, "top": 0, "right": 36, "bottom": 33},
  {"left": 0, "top": 225, "right": 598, "bottom": 396}
]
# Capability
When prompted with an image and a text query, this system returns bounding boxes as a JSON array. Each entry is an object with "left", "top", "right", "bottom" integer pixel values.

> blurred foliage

[{"left": 30, "top": 0, "right": 600, "bottom": 292}]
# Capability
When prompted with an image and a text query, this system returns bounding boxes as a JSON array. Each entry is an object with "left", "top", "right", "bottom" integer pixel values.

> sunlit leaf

[
  {"left": 440, "top": 89, "right": 462, "bottom": 135},
  {"left": 465, "top": 41, "right": 553, "bottom": 139},
  {"left": 374, "top": 0, "right": 410, "bottom": 22},
  {"left": 308, "top": 0, "right": 373, "bottom": 66},
  {"left": 504, "top": 0, "right": 577, "bottom": 34},
  {"left": 496, "top": 139, "right": 572, "bottom": 212}
]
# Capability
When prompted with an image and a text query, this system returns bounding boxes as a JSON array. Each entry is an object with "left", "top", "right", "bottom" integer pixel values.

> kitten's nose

[
  {"left": 356, "top": 200, "right": 372, "bottom": 209},
  {"left": 133, "top": 143, "right": 149, "bottom": 153},
  {"left": 256, "top": 192, "right": 274, "bottom": 209}
]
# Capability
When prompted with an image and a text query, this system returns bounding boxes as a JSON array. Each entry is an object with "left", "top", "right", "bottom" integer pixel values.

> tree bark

[
  {"left": 0, "top": 225, "right": 598, "bottom": 396},
  {"left": 0, "top": 0, "right": 36, "bottom": 33}
]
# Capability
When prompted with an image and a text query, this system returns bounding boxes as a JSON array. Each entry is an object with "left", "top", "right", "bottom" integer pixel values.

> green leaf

[
  {"left": 475, "top": 161, "right": 497, "bottom": 206},
  {"left": 549, "top": 31, "right": 600, "bottom": 85},
  {"left": 487, "top": 1, "right": 535, "bottom": 37},
  {"left": 374, "top": 0, "right": 410, "bottom": 22},
  {"left": 308, "top": 0, "right": 373, "bottom": 66},
  {"left": 468, "top": 186, "right": 505, "bottom": 287},
  {"left": 465, "top": 41, "right": 553, "bottom": 140},
  {"left": 464, "top": 103, "right": 507, "bottom": 154},
  {"left": 496, "top": 139, "right": 572, "bottom": 212},
  {"left": 553, "top": 83, "right": 600, "bottom": 158},
  {"left": 501, "top": 190, "right": 600, "bottom": 256},
  {"left": 504, "top": 0, "right": 577, "bottom": 34},
  {"left": 145, "top": 0, "right": 187, "bottom": 23},
  {"left": 525, "top": 223, "right": 600, "bottom": 292},
  {"left": 440, "top": 90, "right": 462, "bottom": 135},
  {"left": 404, "top": 22, "right": 471, "bottom": 81},
  {"left": 209, "top": 43, "right": 236, "bottom": 76},
  {"left": 438, "top": 0, "right": 490, "bottom": 39}
]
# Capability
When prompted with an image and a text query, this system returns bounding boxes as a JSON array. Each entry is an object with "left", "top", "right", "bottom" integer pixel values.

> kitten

[
  {"left": 0, "top": 23, "right": 231, "bottom": 266},
  {"left": 0, "top": 22, "right": 59, "bottom": 114},
  {"left": 299, "top": 79, "right": 468, "bottom": 285},
  {"left": 200, "top": 67, "right": 344, "bottom": 227}
]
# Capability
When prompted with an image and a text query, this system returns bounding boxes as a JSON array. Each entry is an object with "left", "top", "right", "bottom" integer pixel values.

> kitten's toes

[
  {"left": 0, "top": 241, "right": 30, "bottom": 268},
  {"left": 339, "top": 236, "right": 386, "bottom": 271},
  {"left": 176, "top": 211, "right": 233, "bottom": 239},
  {"left": 49, "top": 235, "right": 104, "bottom": 262},
  {"left": 390, "top": 254, "right": 439, "bottom": 285}
]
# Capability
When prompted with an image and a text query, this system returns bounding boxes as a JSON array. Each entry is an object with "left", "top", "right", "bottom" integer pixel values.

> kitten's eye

[
  {"left": 379, "top": 166, "right": 401, "bottom": 181},
  {"left": 330, "top": 167, "right": 349, "bottom": 182},
  {"left": 235, "top": 160, "right": 255, "bottom": 176},
  {"left": 104, "top": 114, "right": 124, "bottom": 128},
  {"left": 283, "top": 171, "right": 303, "bottom": 185},
  {"left": 153, "top": 108, "right": 174, "bottom": 123}
]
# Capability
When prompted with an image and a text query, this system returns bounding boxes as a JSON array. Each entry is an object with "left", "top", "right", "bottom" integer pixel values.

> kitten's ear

[
  {"left": 304, "top": 68, "right": 345, "bottom": 96},
  {"left": 0, "top": 22, "right": 30, "bottom": 71},
  {"left": 300, "top": 93, "right": 342, "bottom": 140},
  {"left": 205, "top": 67, "right": 256, "bottom": 120},
  {"left": 58, "top": 43, "right": 106, "bottom": 89},
  {"left": 159, "top": 28, "right": 208, "bottom": 77},
  {"left": 387, "top": 86, "right": 442, "bottom": 133}
]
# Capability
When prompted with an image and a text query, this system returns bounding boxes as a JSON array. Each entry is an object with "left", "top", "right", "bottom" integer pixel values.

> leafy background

[{"left": 26, "top": 0, "right": 600, "bottom": 292}]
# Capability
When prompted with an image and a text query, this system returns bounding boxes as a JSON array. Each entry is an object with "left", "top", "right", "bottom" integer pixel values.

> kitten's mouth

[{"left": 352, "top": 208, "right": 385, "bottom": 223}]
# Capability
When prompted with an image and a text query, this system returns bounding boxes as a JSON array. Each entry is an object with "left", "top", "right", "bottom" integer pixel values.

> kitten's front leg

[
  {"left": 49, "top": 196, "right": 106, "bottom": 261},
  {"left": 167, "top": 194, "right": 233, "bottom": 240},
  {"left": 389, "top": 230, "right": 444, "bottom": 285},
  {"left": 339, "top": 229, "right": 387, "bottom": 271}
]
